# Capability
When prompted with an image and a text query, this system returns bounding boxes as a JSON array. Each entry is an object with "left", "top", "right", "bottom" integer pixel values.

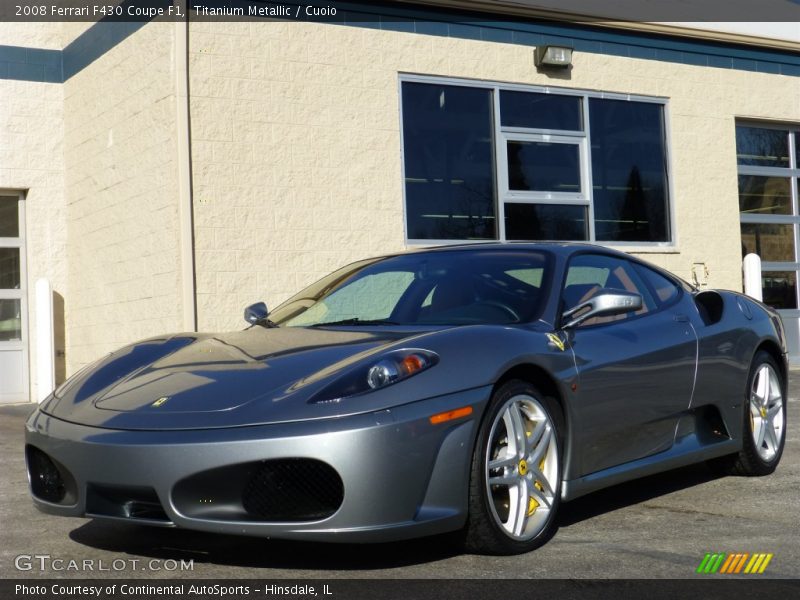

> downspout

[{"left": 175, "top": 17, "right": 198, "bottom": 332}]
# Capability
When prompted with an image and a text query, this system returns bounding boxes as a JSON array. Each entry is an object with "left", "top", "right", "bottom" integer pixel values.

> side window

[
  {"left": 635, "top": 264, "right": 680, "bottom": 307},
  {"left": 562, "top": 254, "right": 655, "bottom": 327}
]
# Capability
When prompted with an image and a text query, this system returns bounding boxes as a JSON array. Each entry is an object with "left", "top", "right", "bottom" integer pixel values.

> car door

[{"left": 562, "top": 253, "right": 697, "bottom": 476}]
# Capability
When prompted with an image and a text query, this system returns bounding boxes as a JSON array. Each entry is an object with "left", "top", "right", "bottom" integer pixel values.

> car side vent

[
  {"left": 242, "top": 458, "right": 344, "bottom": 522},
  {"left": 695, "top": 291, "right": 724, "bottom": 326}
]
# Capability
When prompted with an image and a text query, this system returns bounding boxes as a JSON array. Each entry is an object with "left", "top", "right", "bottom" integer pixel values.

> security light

[{"left": 534, "top": 45, "right": 573, "bottom": 68}]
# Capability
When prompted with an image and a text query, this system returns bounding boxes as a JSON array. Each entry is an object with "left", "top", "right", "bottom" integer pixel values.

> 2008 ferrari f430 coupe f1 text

[{"left": 26, "top": 244, "right": 787, "bottom": 554}]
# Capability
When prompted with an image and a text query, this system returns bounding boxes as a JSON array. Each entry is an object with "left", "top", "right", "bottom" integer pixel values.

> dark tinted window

[
  {"left": 270, "top": 251, "right": 552, "bottom": 326},
  {"left": 0, "top": 248, "right": 20, "bottom": 289},
  {"left": 0, "top": 196, "right": 19, "bottom": 237},
  {"left": 507, "top": 142, "right": 580, "bottom": 193},
  {"left": 741, "top": 223, "right": 795, "bottom": 262},
  {"left": 762, "top": 271, "right": 797, "bottom": 309},
  {"left": 736, "top": 126, "right": 790, "bottom": 168},
  {"left": 402, "top": 82, "right": 496, "bottom": 240},
  {"left": 738, "top": 175, "right": 792, "bottom": 215},
  {"left": 590, "top": 99, "right": 670, "bottom": 242},
  {"left": 635, "top": 263, "right": 680, "bottom": 306},
  {"left": 500, "top": 91, "right": 582, "bottom": 131},
  {"left": 505, "top": 203, "right": 588, "bottom": 241}
]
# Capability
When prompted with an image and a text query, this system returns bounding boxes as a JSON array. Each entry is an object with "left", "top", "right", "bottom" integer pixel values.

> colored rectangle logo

[{"left": 697, "top": 552, "right": 773, "bottom": 574}]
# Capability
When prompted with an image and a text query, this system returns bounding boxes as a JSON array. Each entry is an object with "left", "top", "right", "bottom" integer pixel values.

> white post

[
  {"left": 35, "top": 278, "right": 55, "bottom": 402},
  {"left": 743, "top": 253, "right": 763, "bottom": 302}
]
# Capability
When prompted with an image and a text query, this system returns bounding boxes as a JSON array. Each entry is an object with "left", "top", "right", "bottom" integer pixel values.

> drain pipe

[{"left": 175, "top": 17, "right": 197, "bottom": 332}]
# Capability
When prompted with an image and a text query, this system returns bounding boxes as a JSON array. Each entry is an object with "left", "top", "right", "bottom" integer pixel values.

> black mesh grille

[
  {"left": 242, "top": 459, "right": 344, "bottom": 521},
  {"left": 26, "top": 445, "right": 66, "bottom": 503}
]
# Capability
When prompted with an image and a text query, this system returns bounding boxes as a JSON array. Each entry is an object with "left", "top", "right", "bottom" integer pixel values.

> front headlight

[
  {"left": 310, "top": 349, "right": 439, "bottom": 404},
  {"left": 366, "top": 352, "right": 435, "bottom": 390}
]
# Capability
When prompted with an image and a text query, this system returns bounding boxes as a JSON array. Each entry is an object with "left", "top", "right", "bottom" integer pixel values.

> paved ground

[{"left": 1, "top": 373, "right": 797, "bottom": 580}]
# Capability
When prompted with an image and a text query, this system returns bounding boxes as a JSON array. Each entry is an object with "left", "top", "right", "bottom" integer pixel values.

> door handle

[{"left": 673, "top": 314, "right": 689, "bottom": 322}]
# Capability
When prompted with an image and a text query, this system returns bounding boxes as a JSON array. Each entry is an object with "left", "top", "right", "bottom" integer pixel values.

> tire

[
  {"left": 464, "top": 379, "right": 563, "bottom": 555},
  {"left": 708, "top": 351, "right": 786, "bottom": 476}
]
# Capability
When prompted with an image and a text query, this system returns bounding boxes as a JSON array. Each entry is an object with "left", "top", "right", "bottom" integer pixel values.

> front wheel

[
  {"left": 464, "top": 380, "right": 562, "bottom": 555},
  {"left": 709, "top": 351, "right": 786, "bottom": 476}
]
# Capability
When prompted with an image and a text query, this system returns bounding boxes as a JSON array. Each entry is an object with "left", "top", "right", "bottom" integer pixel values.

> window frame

[
  {"left": 399, "top": 74, "right": 675, "bottom": 249},
  {"left": 736, "top": 121, "right": 800, "bottom": 311}
]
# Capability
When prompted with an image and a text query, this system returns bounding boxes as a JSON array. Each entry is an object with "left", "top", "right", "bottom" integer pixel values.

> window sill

[
  {"left": 404, "top": 239, "right": 681, "bottom": 254},
  {"left": 599, "top": 243, "right": 680, "bottom": 254}
]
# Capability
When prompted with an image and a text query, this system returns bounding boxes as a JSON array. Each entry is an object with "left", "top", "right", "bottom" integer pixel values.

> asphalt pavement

[{"left": 1, "top": 373, "right": 797, "bottom": 580}]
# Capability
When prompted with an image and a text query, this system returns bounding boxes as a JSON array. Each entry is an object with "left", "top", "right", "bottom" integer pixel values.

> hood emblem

[
  {"left": 152, "top": 396, "right": 170, "bottom": 407},
  {"left": 546, "top": 332, "right": 566, "bottom": 352}
]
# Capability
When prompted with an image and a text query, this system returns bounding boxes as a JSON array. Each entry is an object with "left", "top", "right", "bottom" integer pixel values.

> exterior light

[{"left": 534, "top": 45, "right": 573, "bottom": 68}]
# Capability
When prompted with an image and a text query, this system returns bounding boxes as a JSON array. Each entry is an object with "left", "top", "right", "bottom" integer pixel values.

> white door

[{"left": 0, "top": 193, "right": 28, "bottom": 403}]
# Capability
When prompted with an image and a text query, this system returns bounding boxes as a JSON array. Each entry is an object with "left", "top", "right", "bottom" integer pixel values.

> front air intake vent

[
  {"left": 242, "top": 458, "right": 344, "bottom": 521},
  {"left": 26, "top": 445, "right": 75, "bottom": 504},
  {"left": 86, "top": 484, "right": 171, "bottom": 523}
]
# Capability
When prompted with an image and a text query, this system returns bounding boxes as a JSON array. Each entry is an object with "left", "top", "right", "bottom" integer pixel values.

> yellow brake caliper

[{"left": 525, "top": 429, "right": 547, "bottom": 517}]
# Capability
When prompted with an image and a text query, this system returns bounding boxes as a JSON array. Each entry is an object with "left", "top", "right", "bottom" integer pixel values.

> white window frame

[
  {"left": 0, "top": 189, "right": 29, "bottom": 403},
  {"left": 398, "top": 74, "right": 675, "bottom": 250}
]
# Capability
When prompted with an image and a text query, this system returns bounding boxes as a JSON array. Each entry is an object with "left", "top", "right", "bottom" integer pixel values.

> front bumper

[{"left": 25, "top": 387, "right": 490, "bottom": 542}]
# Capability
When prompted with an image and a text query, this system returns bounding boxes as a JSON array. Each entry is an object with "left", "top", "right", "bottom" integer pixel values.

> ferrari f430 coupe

[{"left": 26, "top": 244, "right": 787, "bottom": 554}]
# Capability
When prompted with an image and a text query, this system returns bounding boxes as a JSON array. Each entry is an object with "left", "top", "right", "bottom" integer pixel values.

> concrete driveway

[{"left": 1, "top": 373, "right": 797, "bottom": 579}]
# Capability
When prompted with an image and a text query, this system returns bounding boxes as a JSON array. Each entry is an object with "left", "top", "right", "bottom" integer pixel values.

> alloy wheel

[
  {"left": 749, "top": 363, "right": 784, "bottom": 462},
  {"left": 484, "top": 394, "right": 558, "bottom": 540}
]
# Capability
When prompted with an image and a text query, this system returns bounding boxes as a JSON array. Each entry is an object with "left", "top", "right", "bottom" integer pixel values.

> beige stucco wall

[
  {"left": 63, "top": 23, "right": 184, "bottom": 371},
  {"left": 188, "top": 21, "right": 800, "bottom": 332},
  {"left": 0, "top": 23, "right": 66, "bottom": 401}
]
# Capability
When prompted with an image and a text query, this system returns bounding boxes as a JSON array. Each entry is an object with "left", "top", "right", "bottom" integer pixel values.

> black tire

[
  {"left": 708, "top": 351, "right": 786, "bottom": 476},
  {"left": 464, "top": 379, "right": 563, "bottom": 555}
]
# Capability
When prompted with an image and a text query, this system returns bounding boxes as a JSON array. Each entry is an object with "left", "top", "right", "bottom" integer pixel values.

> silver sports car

[{"left": 26, "top": 244, "right": 787, "bottom": 554}]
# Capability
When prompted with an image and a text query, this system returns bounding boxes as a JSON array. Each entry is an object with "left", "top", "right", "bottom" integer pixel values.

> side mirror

[
  {"left": 244, "top": 302, "right": 268, "bottom": 325},
  {"left": 561, "top": 289, "right": 643, "bottom": 329}
]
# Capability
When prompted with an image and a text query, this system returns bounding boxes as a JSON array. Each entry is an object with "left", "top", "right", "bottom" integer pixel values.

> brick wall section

[
  {"left": 63, "top": 23, "right": 183, "bottom": 371},
  {"left": 0, "top": 23, "right": 65, "bottom": 401},
  {"left": 188, "top": 22, "right": 800, "bottom": 333}
]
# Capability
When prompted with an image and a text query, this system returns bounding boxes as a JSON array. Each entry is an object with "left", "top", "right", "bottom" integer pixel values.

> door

[
  {"left": 0, "top": 193, "right": 28, "bottom": 403},
  {"left": 562, "top": 253, "right": 696, "bottom": 476}
]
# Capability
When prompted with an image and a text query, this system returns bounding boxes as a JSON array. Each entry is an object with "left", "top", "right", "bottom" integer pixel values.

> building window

[
  {"left": 401, "top": 77, "right": 672, "bottom": 245},
  {"left": 737, "top": 123, "right": 800, "bottom": 309},
  {"left": 402, "top": 82, "right": 497, "bottom": 241}
]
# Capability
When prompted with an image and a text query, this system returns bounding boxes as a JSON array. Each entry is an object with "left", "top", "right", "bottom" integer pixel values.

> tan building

[{"left": 1, "top": 3, "right": 800, "bottom": 403}]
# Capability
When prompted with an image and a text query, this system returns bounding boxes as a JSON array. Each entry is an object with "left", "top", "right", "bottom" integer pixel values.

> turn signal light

[{"left": 429, "top": 406, "right": 473, "bottom": 425}]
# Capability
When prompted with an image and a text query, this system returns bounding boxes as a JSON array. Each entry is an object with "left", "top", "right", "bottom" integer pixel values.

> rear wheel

[
  {"left": 464, "top": 380, "right": 562, "bottom": 555},
  {"left": 708, "top": 351, "right": 786, "bottom": 476}
]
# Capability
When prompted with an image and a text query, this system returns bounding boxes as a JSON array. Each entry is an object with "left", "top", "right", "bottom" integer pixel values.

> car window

[
  {"left": 270, "top": 250, "right": 553, "bottom": 327},
  {"left": 562, "top": 254, "right": 656, "bottom": 327},
  {"left": 635, "top": 263, "right": 680, "bottom": 307},
  {"left": 284, "top": 271, "right": 415, "bottom": 326}
]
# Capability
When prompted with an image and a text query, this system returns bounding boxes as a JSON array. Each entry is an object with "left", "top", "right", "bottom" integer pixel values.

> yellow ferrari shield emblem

[
  {"left": 546, "top": 332, "right": 565, "bottom": 352},
  {"left": 152, "top": 396, "right": 169, "bottom": 407}
]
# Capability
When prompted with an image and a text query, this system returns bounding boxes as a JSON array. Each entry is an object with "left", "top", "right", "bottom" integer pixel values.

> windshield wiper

[
  {"left": 310, "top": 318, "right": 401, "bottom": 327},
  {"left": 253, "top": 317, "right": 279, "bottom": 329}
]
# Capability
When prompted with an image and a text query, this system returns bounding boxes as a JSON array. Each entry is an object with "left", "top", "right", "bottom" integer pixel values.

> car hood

[{"left": 41, "top": 326, "right": 441, "bottom": 430}]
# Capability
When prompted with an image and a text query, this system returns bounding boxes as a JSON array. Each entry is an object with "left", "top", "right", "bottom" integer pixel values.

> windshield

[{"left": 268, "top": 250, "right": 552, "bottom": 327}]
